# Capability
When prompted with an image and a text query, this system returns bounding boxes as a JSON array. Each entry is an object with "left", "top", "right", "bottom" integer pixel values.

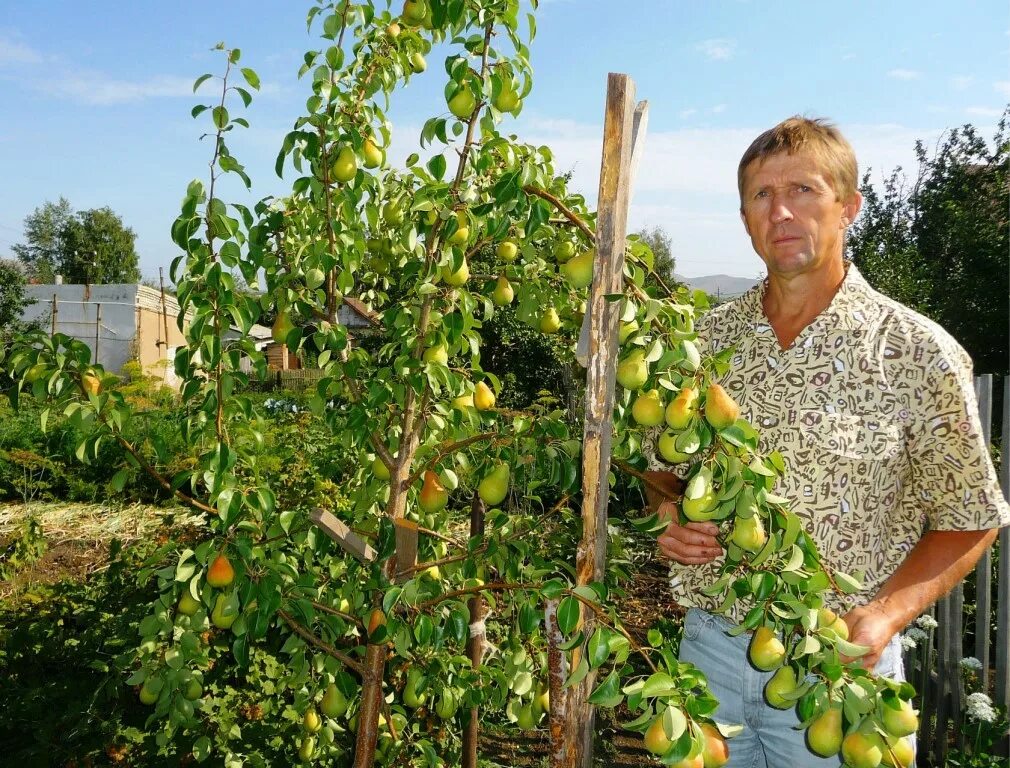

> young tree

[
  {"left": 0, "top": 259, "right": 36, "bottom": 340},
  {"left": 11, "top": 197, "right": 73, "bottom": 282},
  {"left": 59, "top": 207, "right": 142, "bottom": 284}
]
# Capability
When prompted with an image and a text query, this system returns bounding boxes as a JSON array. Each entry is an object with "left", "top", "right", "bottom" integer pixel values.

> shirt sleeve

[{"left": 908, "top": 337, "right": 1010, "bottom": 532}]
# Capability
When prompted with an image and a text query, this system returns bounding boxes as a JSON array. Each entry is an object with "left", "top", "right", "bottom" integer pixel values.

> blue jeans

[{"left": 679, "top": 608, "right": 914, "bottom": 767}]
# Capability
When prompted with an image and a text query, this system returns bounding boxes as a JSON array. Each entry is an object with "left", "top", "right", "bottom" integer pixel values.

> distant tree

[
  {"left": 13, "top": 200, "right": 141, "bottom": 284},
  {"left": 11, "top": 197, "right": 73, "bottom": 283},
  {"left": 847, "top": 111, "right": 1009, "bottom": 373},
  {"left": 636, "top": 225, "right": 680, "bottom": 293},
  {"left": 0, "top": 259, "right": 37, "bottom": 341}
]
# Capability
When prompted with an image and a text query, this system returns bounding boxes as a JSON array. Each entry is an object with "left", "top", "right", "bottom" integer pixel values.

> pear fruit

[
  {"left": 478, "top": 463, "right": 510, "bottom": 506},
  {"left": 841, "top": 731, "right": 886, "bottom": 768},
  {"left": 539, "top": 307, "right": 561, "bottom": 334},
  {"left": 748, "top": 626, "right": 786, "bottom": 671},
  {"left": 447, "top": 87, "right": 477, "bottom": 120},
  {"left": 618, "top": 320, "right": 639, "bottom": 344},
  {"left": 657, "top": 430, "right": 694, "bottom": 464},
  {"left": 881, "top": 736, "right": 914, "bottom": 768},
  {"left": 491, "top": 275, "right": 514, "bottom": 306},
  {"left": 442, "top": 257, "right": 470, "bottom": 287},
  {"left": 731, "top": 514, "right": 767, "bottom": 553},
  {"left": 451, "top": 393, "right": 474, "bottom": 411},
  {"left": 423, "top": 343, "right": 448, "bottom": 365},
  {"left": 671, "top": 757, "right": 704, "bottom": 768},
  {"left": 631, "top": 389, "right": 666, "bottom": 427},
  {"left": 362, "top": 137, "right": 384, "bottom": 168},
  {"left": 700, "top": 722, "right": 729, "bottom": 767},
  {"left": 82, "top": 370, "right": 102, "bottom": 396},
  {"left": 493, "top": 84, "right": 520, "bottom": 112},
  {"left": 763, "top": 666, "right": 795, "bottom": 707},
  {"left": 382, "top": 200, "right": 404, "bottom": 226},
  {"left": 435, "top": 689, "right": 458, "bottom": 720},
  {"left": 473, "top": 381, "right": 496, "bottom": 411},
  {"left": 666, "top": 386, "right": 699, "bottom": 429},
  {"left": 183, "top": 678, "right": 203, "bottom": 701},
  {"left": 419, "top": 470, "right": 448, "bottom": 514},
  {"left": 817, "top": 607, "right": 850, "bottom": 641},
  {"left": 210, "top": 591, "right": 240, "bottom": 630},
  {"left": 320, "top": 683, "right": 348, "bottom": 718},
  {"left": 402, "top": 668, "right": 426, "bottom": 708},
  {"left": 368, "top": 608, "right": 386, "bottom": 634},
  {"left": 553, "top": 240, "right": 576, "bottom": 263},
  {"left": 298, "top": 735, "right": 316, "bottom": 762},
  {"left": 386, "top": 21, "right": 401, "bottom": 38},
  {"left": 447, "top": 210, "right": 469, "bottom": 246},
  {"left": 401, "top": 0, "right": 427, "bottom": 23},
  {"left": 305, "top": 267, "right": 326, "bottom": 289},
  {"left": 496, "top": 239, "right": 518, "bottom": 262},
  {"left": 764, "top": 665, "right": 798, "bottom": 709},
  {"left": 139, "top": 677, "right": 162, "bottom": 705},
  {"left": 372, "top": 456, "right": 391, "bottom": 480},
  {"left": 682, "top": 490, "right": 719, "bottom": 522},
  {"left": 881, "top": 698, "right": 918, "bottom": 738},
  {"left": 561, "top": 249, "right": 594, "bottom": 289},
  {"left": 303, "top": 707, "right": 322, "bottom": 733},
  {"left": 616, "top": 349, "right": 649, "bottom": 391},
  {"left": 534, "top": 683, "right": 550, "bottom": 715},
  {"left": 807, "top": 706, "right": 843, "bottom": 757},
  {"left": 177, "top": 590, "right": 201, "bottom": 617},
  {"left": 704, "top": 384, "right": 740, "bottom": 430},
  {"left": 644, "top": 713, "right": 672, "bottom": 755},
  {"left": 516, "top": 702, "right": 537, "bottom": 730},
  {"left": 408, "top": 51, "right": 427, "bottom": 73},
  {"left": 272, "top": 311, "right": 294, "bottom": 344},
  {"left": 330, "top": 145, "right": 358, "bottom": 183},
  {"left": 207, "top": 553, "right": 235, "bottom": 588}
]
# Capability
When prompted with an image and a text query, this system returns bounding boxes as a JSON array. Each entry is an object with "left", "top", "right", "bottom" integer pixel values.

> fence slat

[
  {"left": 996, "top": 375, "right": 1010, "bottom": 710},
  {"left": 974, "top": 375, "right": 994, "bottom": 692}
]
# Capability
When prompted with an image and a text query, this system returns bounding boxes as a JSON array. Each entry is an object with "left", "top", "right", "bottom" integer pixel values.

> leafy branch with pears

[{"left": 0, "top": 2, "right": 918, "bottom": 767}]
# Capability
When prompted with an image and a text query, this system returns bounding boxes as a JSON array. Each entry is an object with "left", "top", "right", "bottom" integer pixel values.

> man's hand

[
  {"left": 840, "top": 603, "right": 898, "bottom": 668},
  {"left": 656, "top": 501, "right": 723, "bottom": 564}
]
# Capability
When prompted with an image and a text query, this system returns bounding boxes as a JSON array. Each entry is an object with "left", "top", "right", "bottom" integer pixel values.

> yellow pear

[
  {"left": 817, "top": 607, "right": 850, "bottom": 641},
  {"left": 666, "top": 386, "right": 699, "bottom": 429},
  {"left": 362, "top": 137, "right": 384, "bottom": 168},
  {"left": 553, "top": 240, "right": 576, "bottom": 263},
  {"left": 447, "top": 210, "right": 469, "bottom": 245},
  {"left": 619, "top": 320, "right": 639, "bottom": 344},
  {"left": 731, "top": 514, "right": 766, "bottom": 553},
  {"left": 807, "top": 707, "right": 843, "bottom": 757},
  {"left": 616, "top": 349, "right": 649, "bottom": 391},
  {"left": 491, "top": 275, "right": 514, "bottom": 305},
  {"left": 631, "top": 389, "right": 666, "bottom": 427},
  {"left": 539, "top": 307, "right": 561, "bottom": 334},
  {"left": 473, "top": 381, "right": 496, "bottom": 411},
  {"left": 764, "top": 665, "right": 798, "bottom": 709},
  {"left": 478, "top": 463, "right": 510, "bottom": 506},
  {"left": 435, "top": 689, "right": 458, "bottom": 720},
  {"left": 704, "top": 384, "right": 740, "bottom": 430},
  {"left": 441, "top": 257, "right": 470, "bottom": 287},
  {"left": 408, "top": 51, "right": 427, "bottom": 73},
  {"left": 561, "top": 249, "right": 594, "bottom": 289},
  {"left": 330, "top": 145, "right": 357, "bottom": 183},
  {"left": 423, "top": 343, "right": 448, "bottom": 365},
  {"left": 451, "top": 393, "right": 474, "bottom": 410},
  {"left": 447, "top": 87, "right": 476, "bottom": 119},
  {"left": 419, "top": 470, "right": 448, "bottom": 514},
  {"left": 496, "top": 239, "right": 518, "bottom": 262},
  {"left": 748, "top": 626, "right": 786, "bottom": 671},
  {"left": 271, "top": 311, "right": 294, "bottom": 344},
  {"left": 644, "top": 714, "right": 672, "bottom": 755},
  {"left": 657, "top": 430, "right": 693, "bottom": 464},
  {"left": 401, "top": 0, "right": 427, "bottom": 23},
  {"left": 303, "top": 707, "right": 322, "bottom": 733},
  {"left": 138, "top": 677, "right": 162, "bottom": 705},
  {"left": 700, "top": 722, "right": 729, "bottom": 767},
  {"left": 372, "top": 456, "right": 391, "bottom": 480},
  {"left": 841, "top": 731, "right": 885, "bottom": 768},
  {"left": 298, "top": 735, "right": 316, "bottom": 762},
  {"left": 881, "top": 698, "right": 918, "bottom": 738},
  {"left": 881, "top": 736, "right": 914, "bottom": 768},
  {"left": 177, "top": 590, "right": 201, "bottom": 617},
  {"left": 320, "top": 682, "right": 348, "bottom": 718},
  {"left": 493, "top": 84, "right": 520, "bottom": 112}
]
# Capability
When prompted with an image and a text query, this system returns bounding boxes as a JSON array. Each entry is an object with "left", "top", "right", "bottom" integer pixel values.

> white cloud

[
  {"left": 994, "top": 80, "right": 1010, "bottom": 97},
  {"left": 0, "top": 36, "right": 43, "bottom": 65},
  {"left": 695, "top": 38, "right": 736, "bottom": 61},
  {"left": 710, "top": 104, "right": 727, "bottom": 114},
  {"left": 966, "top": 106, "right": 1003, "bottom": 117},
  {"left": 887, "top": 69, "right": 921, "bottom": 81},
  {"left": 33, "top": 72, "right": 198, "bottom": 105},
  {"left": 949, "top": 75, "right": 973, "bottom": 90},
  {"left": 679, "top": 107, "right": 698, "bottom": 119}
]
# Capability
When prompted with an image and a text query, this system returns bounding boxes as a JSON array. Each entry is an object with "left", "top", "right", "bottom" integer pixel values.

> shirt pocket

[{"left": 797, "top": 409, "right": 903, "bottom": 462}]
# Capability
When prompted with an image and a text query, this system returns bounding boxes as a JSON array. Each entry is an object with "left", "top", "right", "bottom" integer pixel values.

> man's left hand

[{"left": 840, "top": 602, "right": 898, "bottom": 668}]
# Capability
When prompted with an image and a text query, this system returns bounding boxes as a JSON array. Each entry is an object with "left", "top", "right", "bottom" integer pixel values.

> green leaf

[
  {"left": 587, "top": 627, "right": 610, "bottom": 669},
  {"left": 193, "top": 736, "right": 212, "bottom": 762},
  {"left": 426, "top": 153, "right": 446, "bottom": 181},
  {"left": 587, "top": 671, "right": 623, "bottom": 708},
  {"left": 193, "top": 73, "right": 212, "bottom": 92},
  {"left": 240, "top": 67, "right": 260, "bottom": 90},
  {"left": 556, "top": 596, "right": 580, "bottom": 635},
  {"left": 212, "top": 106, "right": 229, "bottom": 130},
  {"left": 834, "top": 571, "right": 864, "bottom": 594}
]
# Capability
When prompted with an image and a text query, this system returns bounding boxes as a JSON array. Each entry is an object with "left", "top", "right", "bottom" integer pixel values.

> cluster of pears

[
  {"left": 503, "top": 646, "right": 549, "bottom": 730},
  {"left": 642, "top": 706, "right": 729, "bottom": 767},
  {"left": 649, "top": 383, "right": 740, "bottom": 466},
  {"left": 174, "top": 552, "right": 240, "bottom": 632}
]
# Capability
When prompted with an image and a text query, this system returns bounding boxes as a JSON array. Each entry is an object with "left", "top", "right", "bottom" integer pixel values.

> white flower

[
  {"left": 905, "top": 627, "right": 928, "bottom": 643},
  {"left": 960, "top": 656, "right": 983, "bottom": 671},
  {"left": 915, "top": 615, "right": 938, "bottom": 631},
  {"left": 966, "top": 692, "right": 997, "bottom": 724},
  {"left": 899, "top": 634, "right": 917, "bottom": 651}
]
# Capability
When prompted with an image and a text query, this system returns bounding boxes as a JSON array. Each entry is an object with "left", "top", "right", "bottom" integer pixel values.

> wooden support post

[
  {"left": 51, "top": 294, "right": 58, "bottom": 336},
  {"left": 559, "top": 72, "right": 641, "bottom": 768},
  {"left": 95, "top": 303, "right": 102, "bottom": 367},
  {"left": 974, "top": 375, "right": 993, "bottom": 692},
  {"left": 310, "top": 508, "right": 377, "bottom": 563},
  {"left": 159, "top": 266, "right": 171, "bottom": 357},
  {"left": 462, "top": 491, "right": 486, "bottom": 768},
  {"left": 393, "top": 518, "right": 419, "bottom": 582},
  {"left": 352, "top": 642, "right": 387, "bottom": 768},
  {"left": 546, "top": 598, "right": 570, "bottom": 764}
]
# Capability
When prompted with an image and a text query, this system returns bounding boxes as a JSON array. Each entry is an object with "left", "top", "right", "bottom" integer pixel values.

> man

[{"left": 644, "top": 116, "right": 1009, "bottom": 766}]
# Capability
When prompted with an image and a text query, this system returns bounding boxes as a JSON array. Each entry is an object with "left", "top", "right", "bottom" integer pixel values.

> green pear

[
  {"left": 435, "top": 689, "right": 458, "bottom": 720},
  {"left": 447, "top": 87, "right": 477, "bottom": 119},
  {"left": 731, "top": 514, "right": 767, "bottom": 553},
  {"left": 764, "top": 665, "right": 798, "bottom": 709},
  {"left": 183, "top": 678, "right": 203, "bottom": 701},
  {"left": 632, "top": 389, "right": 666, "bottom": 426},
  {"left": 657, "top": 430, "right": 693, "bottom": 464},
  {"left": 305, "top": 267, "right": 326, "bottom": 289},
  {"left": 423, "top": 343, "right": 449, "bottom": 365},
  {"left": 320, "top": 682, "right": 348, "bottom": 718},
  {"left": 272, "top": 311, "right": 294, "bottom": 344},
  {"left": 493, "top": 85, "right": 520, "bottom": 112},
  {"left": 553, "top": 240, "right": 576, "bottom": 263},
  {"left": 748, "top": 626, "right": 786, "bottom": 671},
  {"left": 408, "top": 52, "right": 426, "bottom": 73},
  {"left": 618, "top": 320, "right": 639, "bottom": 344},
  {"left": 211, "top": 590, "right": 240, "bottom": 630},
  {"left": 441, "top": 257, "right": 470, "bottom": 287},
  {"left": 562, "top": 249, "right": 594, "bottom": 289},
  {"left": 402, "top": 668, "right": 426, "bottom": 708},
  {"left": 516, "top": 702, "right": 538, "bottom": 730},
  {"left": 362, "top": 138, "right": 384, "bottom": 168},
  {"left": 478, "top": 463, "right": 510, "bottom": 506},
  {"left": 298, "top": 735, "right": 316, "bottom": 762},
  {"left": 881, "top": 736, "right": 914, "bottom": 768},
  {"left": 491, "top": 275, "right": 514, "bottom": 305},
  {"left": 539, "top": 307, "right": 561, "bottom": 334},
  {"left": 401, "top": 0, "right": 427, "bottom": 23},
  {"left": 616, "top": 349, "right": 649, "bottom": 391},
  {"left": 682, "top": 490, "right": 718, "bottom": 522},
  {"left": 446, "top": 210, "right": 469, "bottom": 245},
  {"left": 372, "top": 456, "right": 391, "bottom": 480},
  {"left": 704, "top": 383, "right": 740, "bottom": 430},
  {"left": 382, "top": 200, "right": 404, "bottom": 226},
  {"left": 881, "top": 698, "right": 918, "bottom": 738},
  {"left": 330, "top": 145, "right": 357, "bottom": 183},
  {"left": 177, "top": 590, "right": 201, "bottom": 617},
  {"left": 139, "top": 677, "right": 162, "bottom": 705},
  {"left": 841, "top": 730, "right": 885, "bottom": 768},
  {"left": 496, "top": 239, "right": 518, "bottom": 262},
  {"left": 666, "top": 386, "right": 699, "bottom": 429}
]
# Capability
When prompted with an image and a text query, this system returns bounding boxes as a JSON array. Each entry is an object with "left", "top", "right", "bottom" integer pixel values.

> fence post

[
  {"left": 974, "top": 375, "right": 994, "bottom": 692},
  {"left": 996, "top": 375, "right": 1010, "bottom": 711}
]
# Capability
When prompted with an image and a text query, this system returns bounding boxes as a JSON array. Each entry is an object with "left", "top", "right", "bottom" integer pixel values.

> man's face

[{"left": 739, "top": 152, "right": 861, "bottom": 279}]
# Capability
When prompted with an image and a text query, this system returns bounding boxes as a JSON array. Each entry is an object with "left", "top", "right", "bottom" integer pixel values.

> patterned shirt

[{"left": 645, "top": 263, "right": 1010, "bottom": 619}]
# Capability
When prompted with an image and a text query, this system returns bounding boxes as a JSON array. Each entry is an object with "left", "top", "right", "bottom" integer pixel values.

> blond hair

[{"left": 738, "top": 116, "right": 858, "bottom": 204}]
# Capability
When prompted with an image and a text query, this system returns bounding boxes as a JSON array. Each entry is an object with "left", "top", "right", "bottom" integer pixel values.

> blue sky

[{"left": 1, "top": 0, "right": 1007, "bottom": 280}]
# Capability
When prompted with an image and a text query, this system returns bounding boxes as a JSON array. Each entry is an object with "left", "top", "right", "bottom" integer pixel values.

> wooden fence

[{"left": 903, "top": 373, "right": 1009, "bottom": 766}]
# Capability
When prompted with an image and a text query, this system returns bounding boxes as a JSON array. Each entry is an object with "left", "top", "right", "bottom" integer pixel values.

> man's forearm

[
  {"left": 643, "top": 470, "right": 681, "bottom": 516},
  {"left": 868, "top": 527, "right": 1000, "bottom": 634}
]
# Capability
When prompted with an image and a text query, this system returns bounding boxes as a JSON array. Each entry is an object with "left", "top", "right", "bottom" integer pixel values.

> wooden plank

[
  {"left": 996, "top": 375, "right": 1010, "bottom": 710},
  {"left": 917, "top": 606, "right": 936, "bottom": 760},
  {"left": 974, "top": 375, "right": 993, "bottom": 691},
  {"left": 309, "top": 508, "right": 377, "bottom": 563},
  {"left": 575, "top": 99, "right": 650, "bottom": 368},
  {"left": 392, "top": 518, "right": 419, "bottom": 581},
  {"left": 934, "top": 585, "right": 965, "bottom": 766},
  {"left": 562, "top": 72, "right": 640, "bottom": 768}
]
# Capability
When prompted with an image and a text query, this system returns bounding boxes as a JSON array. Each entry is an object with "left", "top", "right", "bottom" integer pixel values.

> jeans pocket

[{"left": 683, "top": 608, "right": 706, "bottom": 641}]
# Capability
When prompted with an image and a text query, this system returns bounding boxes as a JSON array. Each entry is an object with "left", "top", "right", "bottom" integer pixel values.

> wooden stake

[
  {"left": 560, "top": 72, "right": 641, "bottom": 768},
  {"left": 310, "top": 508, "right": 377, "bottom": 563}
]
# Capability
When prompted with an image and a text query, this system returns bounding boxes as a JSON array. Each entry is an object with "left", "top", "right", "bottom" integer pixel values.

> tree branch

[
  {"left": 523, "top": 185, "right": 596, "bottom": 243},
  {"left": 278, "top": 608, "right": 364, "bottom": 676}
]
